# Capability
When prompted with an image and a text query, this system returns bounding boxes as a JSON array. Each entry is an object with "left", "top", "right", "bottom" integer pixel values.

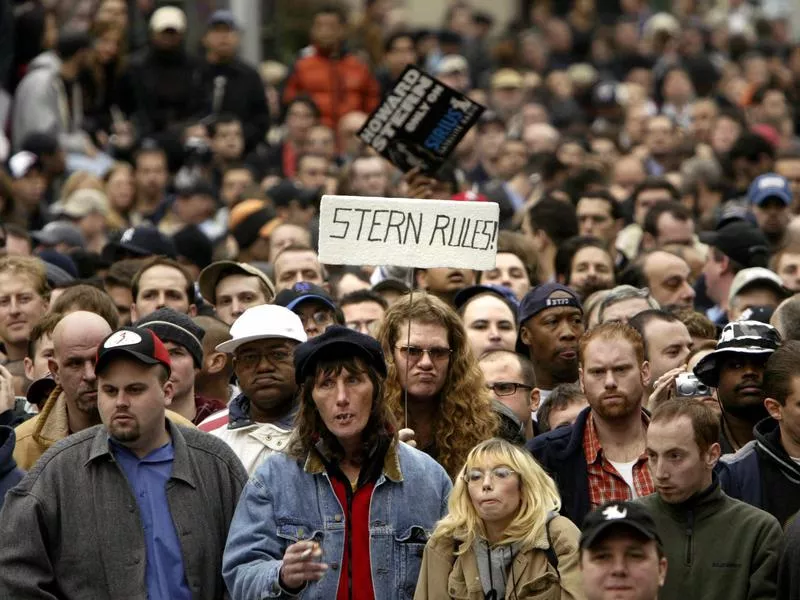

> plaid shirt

[{"left": 583, "top": 412, "right": 654, "bottom": 507}]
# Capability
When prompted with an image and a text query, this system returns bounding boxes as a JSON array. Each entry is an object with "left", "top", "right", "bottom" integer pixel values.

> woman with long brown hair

[
  {"left": 223, "top": 326, "right": 451, "bottom": 599},
  {"left": 376, "top": 292, "right": 498, "bottom": 478}
]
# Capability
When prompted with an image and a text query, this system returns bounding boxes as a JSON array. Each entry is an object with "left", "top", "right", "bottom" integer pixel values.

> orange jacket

[{"left": 283, "top": 46, "right": 380, "bottom": 129}]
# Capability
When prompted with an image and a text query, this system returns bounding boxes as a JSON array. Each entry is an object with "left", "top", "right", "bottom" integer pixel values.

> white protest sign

[{"left": 318, "top": 195, "right": 499, "bottom": 270}]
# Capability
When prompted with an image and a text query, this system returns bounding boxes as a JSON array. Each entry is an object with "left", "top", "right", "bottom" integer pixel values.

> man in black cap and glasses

[
  {"left": 693, "top": 320, "right": 781, "bottom": 453},
  {"left": 580, "top": 501, "right": 667, "bottom": 600},
  {"left": 0, "top": 326, "right": 247, "bottom": 599}
]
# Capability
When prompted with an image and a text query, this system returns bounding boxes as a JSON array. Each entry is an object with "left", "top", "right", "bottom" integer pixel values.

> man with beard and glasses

[
  {"left": 528, "top": 322, "right": 654, "bottom": 525},
  {"left": 517, "top": 283, "right": 585, "bottom": 405},
  {"left": 13, "top": 312, "right": 193, "bottom": 469},
  {"left": 0, "top": 326, "right": 247, "bottom": 599},
  {"left": 693, "top": 321, "right": 781, "bottom": 454}
]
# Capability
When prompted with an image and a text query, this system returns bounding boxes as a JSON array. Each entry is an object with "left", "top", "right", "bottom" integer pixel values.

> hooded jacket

[
  {"left": 11, "top": 51, "right": 92, "bottom": 153},
  {"left": 283, "top": 44, "right": 379, "bottom": 129},
  {"left": 414, "top": 515, "right": 585, "bottom": 600},
  {"left": 0, "top": 425, "right": 23, "bottom": 509},
  {"left": 718, "top": 418, "right": 800, "bottom": 527},
  {"left": 638, "top": 481, "right": 782, "bottom": 600},
  {"left": 198, "top": 392, "right": 294, "bottom": 476}
]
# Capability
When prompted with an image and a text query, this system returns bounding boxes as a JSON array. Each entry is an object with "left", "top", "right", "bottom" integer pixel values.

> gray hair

[
  {"left": 680, "top": 157, "right": 723, "bottom": 194},
  {"left": 598, "top": 285, "right": 660, "bottom": 322}
]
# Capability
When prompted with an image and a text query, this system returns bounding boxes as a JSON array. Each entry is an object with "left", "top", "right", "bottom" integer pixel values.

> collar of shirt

[
  {"left": 110, "top": 438, "right": 175, "bottom": 465},
  {"left": 583, "top": 410, "right": 650, "bottom": 465}
]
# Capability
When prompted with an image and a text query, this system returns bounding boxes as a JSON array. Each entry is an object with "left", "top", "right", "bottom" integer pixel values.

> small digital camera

[{"left": 674, "top": 373, "right": 711, "bottom": 398}]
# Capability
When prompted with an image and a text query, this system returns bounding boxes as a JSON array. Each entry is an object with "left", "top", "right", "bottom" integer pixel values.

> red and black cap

[{"left": 95, "top": 327, "right": 172, "bottom": 377}]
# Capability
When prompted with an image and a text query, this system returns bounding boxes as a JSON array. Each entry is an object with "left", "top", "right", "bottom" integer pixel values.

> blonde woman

[{"left": 415, "top": 439, "right": 585, "bottom": 600}]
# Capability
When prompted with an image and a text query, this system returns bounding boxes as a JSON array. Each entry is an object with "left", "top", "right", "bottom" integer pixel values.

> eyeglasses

[
  {"left": 299, "top": 310, "right": 334, "bottom": 327},
  {"left": 346, "top": 319, "right": 379, "bottom": 333},
  {"left": 395, "top": 345, "right": 452, "bottom": 363},
  {"left": 486, "top": 381, "right": 533, "bottom": 396},
  {"left": 463, "top": 466, "right": 517, "bottom": 484},
  {"left": 235, "top": 348, "right": 292, "bottom": 369}
]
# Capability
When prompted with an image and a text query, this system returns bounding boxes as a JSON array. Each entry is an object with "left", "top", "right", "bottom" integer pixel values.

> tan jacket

[
  {"left": 13, "top": 386, "right": 195, "bottom": 470},
  {"left": 414, "top": 515, "right": 585, "bottom": 600}
]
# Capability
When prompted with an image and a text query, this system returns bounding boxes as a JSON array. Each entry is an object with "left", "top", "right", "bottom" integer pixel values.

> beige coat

[{"left": 414, "top": 515, "right": 586, "bottom": 600}]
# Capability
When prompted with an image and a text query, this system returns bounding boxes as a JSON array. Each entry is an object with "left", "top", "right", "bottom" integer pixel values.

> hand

[
  {"left": 0, "top": 364, "right": 16, "bottom": 415},
  {"left": 648, "top": 366, "right": 685, "bottom": 411},
  {"left": 279, "top": 541, "right": 327, "bottom": 591},
  {"left": 398, "top": 428, "right": 416, "bottom": 448},
  {"left": 404, "top": 167, "right": 436, "bottom": 199},
  {"left": 84, "top": 138, "right": 99, "bottom": 158}
]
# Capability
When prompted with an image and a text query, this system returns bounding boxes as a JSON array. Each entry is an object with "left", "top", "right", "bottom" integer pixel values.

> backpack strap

[{"left": 544, "top": 511, "right": 560, "bottom": 576}]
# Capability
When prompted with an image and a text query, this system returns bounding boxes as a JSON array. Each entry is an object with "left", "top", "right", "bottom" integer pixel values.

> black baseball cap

[
  {"left": 518, "top": 283, "right": 582, "bottom": 325},
  {"left": 294, "top": 325, "right": 387, "bottom": 384},
  {"left": 274, "top": 282, "right": 337, "bottom": 313},
  {"left": 105, "top": 226, "right": 178, "bottom": 260},
  {"left": 580, "top": 501, "right": 662, "bottom": 550},
  {"left": 699, "top": 221, "right": 770, "bottom": 269},
  {"left": 95, "top": 327, "right": 172, "bottom": 377}
]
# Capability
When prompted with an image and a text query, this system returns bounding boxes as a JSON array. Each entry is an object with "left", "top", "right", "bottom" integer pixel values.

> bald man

[{"left": 13, "top": 312, "right": 193, "bottom": 469}]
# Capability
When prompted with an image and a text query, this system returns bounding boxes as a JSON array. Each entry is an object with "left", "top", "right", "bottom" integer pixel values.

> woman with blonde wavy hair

[
  {"left": 415, "top": 438, "right": 585, "bottom": 599},
  {"left": 376, "top": 292, "right": 498, "bottom": 478}
]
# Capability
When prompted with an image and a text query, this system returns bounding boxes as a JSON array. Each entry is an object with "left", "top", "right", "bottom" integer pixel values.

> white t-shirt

[{"left": 608, "top": 458, "right": 639, "bottom": 498}]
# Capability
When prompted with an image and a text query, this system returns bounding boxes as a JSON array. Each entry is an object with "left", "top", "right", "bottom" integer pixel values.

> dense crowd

[{"left": 2, "top": 0, "right": 800, "bottom": 598}]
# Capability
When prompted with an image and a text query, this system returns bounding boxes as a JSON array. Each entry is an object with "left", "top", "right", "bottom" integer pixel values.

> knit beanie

[{"left": 134, "top": 307, "right": 205, "bottom": 368}]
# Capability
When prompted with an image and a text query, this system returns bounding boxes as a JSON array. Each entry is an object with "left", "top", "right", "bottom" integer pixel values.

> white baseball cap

[
  {"left": 150, "top": 6, "right": 186, "bottom": 33},
  {"left": 216, "top": 305, "right": 307, "bottom": 353}
]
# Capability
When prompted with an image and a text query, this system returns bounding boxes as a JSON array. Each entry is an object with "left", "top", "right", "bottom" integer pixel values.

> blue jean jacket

[{"left": 223, "top": 440, "right": 452, "bottom": 599}]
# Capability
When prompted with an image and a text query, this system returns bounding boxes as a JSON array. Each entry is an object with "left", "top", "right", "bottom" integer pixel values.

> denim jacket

[{"left": 223, "top": 439, "right": 452, "bottom": 599}]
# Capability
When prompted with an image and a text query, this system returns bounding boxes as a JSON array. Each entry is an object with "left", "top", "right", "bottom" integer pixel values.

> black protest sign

[{"left": 358, "top": 65, "right": 485, "bottom": 174}]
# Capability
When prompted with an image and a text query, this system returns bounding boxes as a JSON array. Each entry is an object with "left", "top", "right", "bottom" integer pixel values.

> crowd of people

[{"left": 1, "top": 0, "right": 800, "bottom": 598}]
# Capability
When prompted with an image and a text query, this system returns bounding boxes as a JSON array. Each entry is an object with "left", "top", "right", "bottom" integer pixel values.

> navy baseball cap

[
  {"left": 294, "top": 325, "right": 387, "bottom": 384},
  {"left": 274, "top": 282, "right": 337, "bottom": 313},
  {"left": 518, "top": 283, "right": 582, "bottom": 325},
  {"left": 748, "top": 173, "right": 792, "bottom": 207}
]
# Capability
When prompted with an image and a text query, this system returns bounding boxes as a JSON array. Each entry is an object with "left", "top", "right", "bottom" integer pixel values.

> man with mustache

[
  {"left": 0, "top": 326, "right": 247, "bottom": 598},
  {"left": 517, "top": 283, "right": 585, "bottom": 405},
  {"left": 14, "top": 311, "right": 193, "bottom": 469},
  {"left": 693, "top": 320, "right": 781, "bottom": 454},
  {"left": 199, "top": 305, "right": 307, "bottom": 474},
  {"left": 528, "top": 322, "right": 654, "bottom": 525}
]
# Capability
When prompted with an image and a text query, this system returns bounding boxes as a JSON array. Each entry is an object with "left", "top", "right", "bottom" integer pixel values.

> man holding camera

[
  {"left": 718, "top": 341, "right": 800, "bottom": 526},
  {"left": 693, "top": 321, "right": 781, "bottom": 454},
  {"left": 629, "top": 310, "right": 693, "bottom": 410}
]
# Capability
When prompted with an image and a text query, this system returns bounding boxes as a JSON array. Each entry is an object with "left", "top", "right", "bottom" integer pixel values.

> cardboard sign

[
  {"left": 318, "top": 195, "right": 499, "bottom": 270},
  {"left": 358, "top": 65, "right": 485, "bottom": 174}
]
